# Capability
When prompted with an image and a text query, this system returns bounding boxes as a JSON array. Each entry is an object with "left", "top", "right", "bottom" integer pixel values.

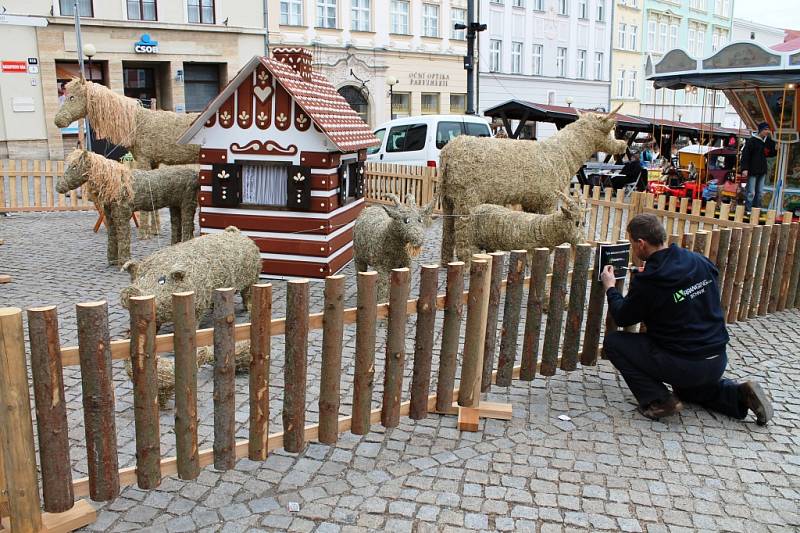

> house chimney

[{"left": 273, "top": 47, "right": 313, "bottom": 81}]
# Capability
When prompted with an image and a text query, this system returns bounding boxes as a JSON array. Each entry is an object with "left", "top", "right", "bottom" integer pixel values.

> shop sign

[
  {"left": 1, "top": 61, "right": 28, "bottom": 73},
  {"left": 408, "top": 72, "right": 450, "bottom": 87},
  {"left": 134, "top": 34, "right": 159, "bottom": 54}
]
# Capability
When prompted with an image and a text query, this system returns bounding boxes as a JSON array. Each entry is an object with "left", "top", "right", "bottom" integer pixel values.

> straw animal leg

[
  {"left": 181, "top": 201, "right": 197, "bottom": 241},
  {"left": 376, "top": 269, "right": 390, "bottom": 302},
  {"left": 454, "top": 215, "right": 477, "bottom": 267},
  {"left": 440, "top": 197, "right": 456, "bottom": 264},
  {"left": 114, "top": 207, "right": 133, "bottom": 265},
  {"left": 103, "top": 205, "right": 119, "bottom": 265},
  {"left": 169, "top": 207, "right": 182, "bottom": 245},
  {"left": 241, "top": 286, "right": 253, "bottom": 313}
]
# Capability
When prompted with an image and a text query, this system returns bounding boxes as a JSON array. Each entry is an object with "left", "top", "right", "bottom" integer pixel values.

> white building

[{"left": 477, "top": 0, "right": 612, "bottom": 138}]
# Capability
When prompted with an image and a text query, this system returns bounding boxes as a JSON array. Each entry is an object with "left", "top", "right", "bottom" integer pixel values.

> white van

[{"left": 367, "top": 115, "right": 492, "bottom": 167}]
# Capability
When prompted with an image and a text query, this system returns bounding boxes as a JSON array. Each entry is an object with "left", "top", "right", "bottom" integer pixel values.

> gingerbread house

[{"left": 177, "top": 48, "right": 379, "bottom": 278}]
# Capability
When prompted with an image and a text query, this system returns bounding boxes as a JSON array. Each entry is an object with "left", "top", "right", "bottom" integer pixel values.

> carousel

[{"left": 647, "top": 41, "right": 800, "bottom": 215}]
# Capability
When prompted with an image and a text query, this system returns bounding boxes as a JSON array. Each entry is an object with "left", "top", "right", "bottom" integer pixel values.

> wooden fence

[{"left": 0, "top": 160, "right": 94, "bottom": 212}]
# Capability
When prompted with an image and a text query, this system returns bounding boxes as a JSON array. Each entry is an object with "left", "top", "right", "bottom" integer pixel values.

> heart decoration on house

[{"left": 254, "top": 86, "right": 273, "bottom": 103}]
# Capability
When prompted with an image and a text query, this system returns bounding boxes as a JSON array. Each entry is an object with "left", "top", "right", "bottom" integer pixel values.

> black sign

[
  {"left": 598, "top": 243, "right": 631, "bottom": 281},
  {"left": 27, "top": 57, "right": 38, "bottom": 65}
]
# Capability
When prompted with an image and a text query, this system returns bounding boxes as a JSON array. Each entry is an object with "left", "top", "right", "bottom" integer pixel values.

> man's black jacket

[
  {"left": 740, "top": 134, "right": 776, "bottom": 176},
  {"left": 606, "top": 244, "right": 729, "bottom": 358}
]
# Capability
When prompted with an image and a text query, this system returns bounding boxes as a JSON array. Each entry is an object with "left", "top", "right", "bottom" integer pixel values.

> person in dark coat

[
  {"left": 612, "top": 152, "right": 644, "bottom": 190},
  {"left": 740, "top": 122, "right": 777, "bottom": 212},
  {"left": 600, "top": 214, "right": 773, "bottom": 423}
]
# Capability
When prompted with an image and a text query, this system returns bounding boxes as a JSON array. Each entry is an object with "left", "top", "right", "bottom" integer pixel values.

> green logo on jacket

[{"left": 673, "top": 290, "right": 685, "bottom": 303}]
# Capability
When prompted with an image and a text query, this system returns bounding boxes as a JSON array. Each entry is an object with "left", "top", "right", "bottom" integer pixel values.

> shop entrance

[{"left": 123, "top": 66, "right": 157, "bottom": 107}]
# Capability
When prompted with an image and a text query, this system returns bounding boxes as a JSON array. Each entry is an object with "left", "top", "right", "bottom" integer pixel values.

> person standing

[
  {"left": 740, "top": 122, "right": 777, "bottom": 212},
  {"left": 600, "top": 214, "right": 773, "bottom": 424}
]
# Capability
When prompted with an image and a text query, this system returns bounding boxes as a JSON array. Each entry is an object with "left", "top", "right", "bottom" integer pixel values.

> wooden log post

[
  {"left": 768, "top": 222, "right": 790, "bottom": 313},
  {"left": 496, "top": 250, "right": 527, "bottom": 386},
  {"left": 728, "top": 227, "right": 752, "bottom": 323},
  {"left": 76, "top": 301, "right": 119, "bottom": 501},
  {"left": 779, "top": 222, "right": 800, "bottom": 310},
  {"left": 173, "top": 291, "right": 199, "bottom": 480},
  {"left": 319, "top": 276, "right": 345, "bottom": 444},
  {"left": 720, "top": 228, "right": 742, "bottom": 321},
  {"left": 480, "top": 252, "right": 506, "bottom": 393},
  {"left": 382, "top": 268, "right": 411, "bottom": 427},
  {"left": 129, "top": 296, "right": 161, "bottom": 489},
  {"left": 520, "top": 248, "right": 549, "bottom": 380},
  {"left": 581, "top": 244, "right": 606, "bottom": 366},
  {"left": 435, "top": 262, "right": 465, "bottom": 412},
  {"left": 0, "top": 308, "right": 43, "bottom": 532},
  {"left": 458, "top": 256, "right": 491, "bottom": 408},
  {"left": 789, "top": 226, "right": 800, "bottom": 308},
  {"left": 284, "top": 280, "right": 309, "bottom": 452},
  {"left": 682, "top": 232, "right": 694, "bottom": 250},
  {"left": 738, "top": 226, "right": 762, "bottom": 322},
  {"left": 759, "top": 224, "right": 781, "bottom": 316},
  {"left": 352, "top": 272, "right": 378, "bottom": 435},
  {"left": 27, "top": 306, "right": 73, "bottom": 513},
  {"left": 751, "top": 225, "right": 773, "bottom": 318},
  {"left": 561, "top": 244, "right": 592, "bottom": 371},
  {"left": 708, "top": 228, "right": 721, "bottom": 263},
  {"left": 410, "top": 265, "right": 439, "bottom": 420},
  {"left": 540, "top": 244, "right": 571, "bottom": 376},
  {"left": 212, "top": 288, "right": 236, "bottom": 469},
  {"left": 693, "top": 231, "right": 709, "bottom": 256},
  {"left": 248, "top": 284, "right": 272, "bottom": 460},
  {"left": 714, "top": 228, "right": 732, "bottom": 295}
]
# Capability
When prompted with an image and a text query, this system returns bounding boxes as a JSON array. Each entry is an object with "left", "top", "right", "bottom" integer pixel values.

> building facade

[
  {"left": 0, "top": 0, "right": 268, "bottom": 159},
  {"left": 477, "top": 0, "right": 612, "bottom": 137},
  {"left": 610, "top": 0, "right": 644, "bottom": 115},
  {"left": 268, "top": 0, "right": 468, "bottom": 128}
]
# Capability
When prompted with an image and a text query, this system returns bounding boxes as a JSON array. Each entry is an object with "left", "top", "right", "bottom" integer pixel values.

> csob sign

[{"left": 134, "top": 34, "right": 159, "bottom": 54}]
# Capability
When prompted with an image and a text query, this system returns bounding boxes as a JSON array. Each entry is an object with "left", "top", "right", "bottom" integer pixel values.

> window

[
  {"left": 317, "top": 0, "right": 336, "bottom": 28},
  {"left": 491, "top": 0, "right": 504, "bottom": 4},
  {"left": 688, "top": 28, "right": 696, "bottom": 54},
  {"left": 618, "top": 23, "right": 626, "bottom": 50},
  {"left": 647, "top": 20, "right": 656, "bottom": 52},
  {"left": 437, "top": 122, "right": 463, "bottom": 149},
  {"left": 421, "top": 93, "right": 439, "bottom": 114},
  {"left": 451, "top": 8, "right": 466, "bottom": 39},
  {"left": 696, "top": 30, "right": 705, "bottom": 56},
  {"left": 465, "top": 122, "right": 490, "bottom": 137},
  {"left": 712, "top": 33, "right": 719, "bottom": 52},
  {"left": 391, "top": 92, "right": 410, "bottom": 117},
  {"left": 60, "top": 0, "right": 93, "bottom": 16},
  {"left": 280, "top": 0, "right": 303, "bottom": 25},
  {"left": 532, "top": 0, "right": 544, "bottom": 10},
  {"left": 723, "top": 0, "right": 730, "bottom": 16},
  {"left": 511, "top": 42, "right": 523, "bottom": 74},
  {"left": 629, "top": 25, "right": 638, "bottom": 50},
  {"left": 184, "top": 64, "right": 220, "bottom": 112},
  {"left": 578, "top": 0, "right": 587, "bottom": 18},
  {"left": 594, "top": 52, "right": 604, "bottom": 80},
  {"left": 558, "top": 0, "right": 568, "bottom": 15},
  {"left": 556, "top": 47, "right": 567, "bottom": 77},
  {"left": 128, "top": 0, "right": 156, "bottom": 20},
  {"left": 616, "top": 69, "right": 625, "bottom": 97},
  {"left": 513, "top": 0, "right": 524, "bottom": 7},
  {"left": 627, "top": 70, "right": 637, "bottom": 98},
  {"left": 242, "top": 164, "right": 288, "bottom": 207},
  {"left": 387, "top": 124, "right": 427, "bottom": 152},
  {"left": 489, "top": 40, "right": 502, "bottom": 72},
  {"left": 339, "top": 86, "right": 369, "bottom": 123},
  {"left": 669, "top": 24, "right": 678, "bottom": 49},
  {"left": 714, "top": 0, "right": 722, "bottom": 15},
  {"left": 596, "top": 0, "right": 605, "bottom": 21},
  {"left": 368, "top": 129, "right": 385, "bottom": 155},
  {"left": 531, "top": 44, "right": 543, "bottom": 75},
  {"left": 351, "top": 0, "right": 370, "bottom": 31},
  {"left": 450, "top": 94, "right": 466, "bottom": 114},
  {"left": 422, "top": 4, "right": 439, "bottom": 37},
  {"left": 576, "top": 49, "right": 586, "bottom": 79},
  {"left": 188, "top": 0, "right": 214, "bottom": 23},
  {"left": 658, "top": 22, "right": 667, "bottom": 52},
  {"left": 391, "top": 0, "right": 409, "bottom": 34}
]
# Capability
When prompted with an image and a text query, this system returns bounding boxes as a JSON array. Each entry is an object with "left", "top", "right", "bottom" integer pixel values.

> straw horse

[
  {"left": 54, "top": 79, "right": 200, "bottom": 169},
  {"left": 58, "top": 150, "right": 199, "bottom": 265},
  {"left": 438, "top": 106, "right": 628, "bottom": 265}
]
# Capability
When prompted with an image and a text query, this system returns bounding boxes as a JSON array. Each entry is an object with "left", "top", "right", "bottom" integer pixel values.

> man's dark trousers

[{"left": 603, "top": 331, "right": 746, "bottom": 418}]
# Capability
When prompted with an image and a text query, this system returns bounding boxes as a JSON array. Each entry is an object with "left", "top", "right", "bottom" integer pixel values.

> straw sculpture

[
  {"left": 54, "top": 79, "right": 200, "bottom": 169},
  {"left": 120, "top": 226, "right": 262, "bottom": 330},
  {"left": 439, "top": 106, "right": 627, "bottom": 266},
  {"left": 137, "top": 210, "right": 162, "bottom": 240},
  {"left": 58, "top": 149, "right": 199, "bottom": 265},
  {"left": 354, "top": 193, "right": 434, "bottom": 300},
  {"left": 468, "top": 192, "right": 587, "bottom": 259}
]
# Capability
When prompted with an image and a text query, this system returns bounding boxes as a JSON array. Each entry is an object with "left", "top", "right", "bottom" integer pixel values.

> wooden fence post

[
  {"left": 319, "top": 276, "right": 345, "bottom": 444},
  {"left": 708, "top": 228, "right": 721, "bottom": 263},
  {"left": 520, "top": 248, "right": 550, "bottom": 380},
  {"left": 284, "top": 280, "right": 309, "bottom": 452},
  {"left": 27, "top": 306, "right": 73, "bottom": 513},
  {"left": 540, "top": 244, "right": 571, "bottom": 376},
  {"left": 76, "top": 301, "right": 119, "bottom": 501},
  {"left": 129, "top": 296, "right": 161, "bottom": 489},
  {"left": 728, "top": 227, "right": 752, "bottom": 323},
  {"left": 780, "top": 222, "right": 799, "bottom": 310},
  {"left": 581, "top": 244, "right": 605, "bottom": 366},
  {"left": 435, "top": 262, "right": 465, "bottom": 412},
  {"left": 173, "top": 291, "right": 199, "bottom": 480},
  {"left": 788, "top": 226, "right": 800, "bottom": 308},
  {"left": 768, "top": 222, "right": 790, "bottom": 313},
  {"left": 714, "top": 228, "right": 732, "bottom": 294},
  {"left": 382, "top": 268, "right": 411, "bottom": 427},
  {"left": 410, "top": 265, "right": 439, "bottom": 420},
  {"left": 759, "top": 224, "right": 781, "bottom": 316},
  {"left": 496, "top": 250, "right": 527, "bottom": 386},
  {"left": 213, "top": 288, "right": 236, "bottom": 469},
  {"left": 0, "top": 308, "right": 43, "bottom": 532},
  {"left": 561, "top": 243, "right": 592, "bottom": 371},
  {"left": 248, "top": 284, "right": 272, "bottom": 460},
  {"left": 751, "top": 225, "right": 773, "bottom": 318},
  {"left": 458, "top": 256, "right": 491, "bottom": 408},
  {"left": 481, "top": 252, "right": 506, "bottom": 392},
  {"left": 721, "top": 228, "right": 742, "bottom": 320},
  {"left": 738, "top": 226, "right": 762, "bottom": 322},
  {"left": 682, "top": 232, "right": 694, "bottom": 250},
  {"left": 693, "top": 231, "right": 708, "bottom": 256},
  {"left": 352, "top": 272, "right": 378, "bottom": 435}
]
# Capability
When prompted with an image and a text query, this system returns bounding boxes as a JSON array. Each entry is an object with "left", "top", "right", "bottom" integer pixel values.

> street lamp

[
  {"left": 82, "top": 43, "right": 96, "bottom": 82},
  {"left": 565, "top": 96, "right": 574, "bottom": 107},
  {"left": 386, "top": 75, "right": 398, "bottom": 120}
]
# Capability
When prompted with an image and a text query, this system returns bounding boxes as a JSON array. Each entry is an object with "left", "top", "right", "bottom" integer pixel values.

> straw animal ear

[
  {"left": 121, "top": 260, "right": 139, "bottom": 279},
  {"left": 421, "top": 200, "right": 435, "bottom": 226},
  {"left": 384, "top": 193, "right": 401, "bottom": 206},
  {"left": 404, "top": 193, "right": 417, "bottom": 207},
  {"left": 170, "top": 267, "right": 187, "bottom": 283}
]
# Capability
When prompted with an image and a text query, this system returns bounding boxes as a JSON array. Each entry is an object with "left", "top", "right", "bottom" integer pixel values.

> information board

[{"left": 598, "top": 243, "right": 631, "bottom": 281}]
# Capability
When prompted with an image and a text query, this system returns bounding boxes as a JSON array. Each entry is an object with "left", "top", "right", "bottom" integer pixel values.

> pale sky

[{"left": 734, "top": 0, "right": 800, "bottom": 31}]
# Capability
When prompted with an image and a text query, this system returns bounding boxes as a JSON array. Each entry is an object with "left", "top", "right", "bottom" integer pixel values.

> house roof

[{"left": 178, "top": 54, "right": 379, "bottom": 152}]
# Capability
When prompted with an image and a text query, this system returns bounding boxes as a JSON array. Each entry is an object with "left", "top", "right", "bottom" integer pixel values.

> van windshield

[
  {"left": 465, "top": 122, "right": 491, "bottom": 137},
  {"left": 437, "top": 122, "right": 463, "bottom": 149},
  {"left": 368, "top": 128, "right": 385, "bottom": 155}
]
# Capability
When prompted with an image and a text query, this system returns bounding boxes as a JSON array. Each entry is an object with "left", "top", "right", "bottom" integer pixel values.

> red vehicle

[{"left": 647, "top": 146, "right": 740, "bottom": 201}]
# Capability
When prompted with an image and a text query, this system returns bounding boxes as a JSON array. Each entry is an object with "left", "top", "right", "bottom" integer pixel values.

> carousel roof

[{"left": 646, "top": 41, "right": 800, "bottom": 91}]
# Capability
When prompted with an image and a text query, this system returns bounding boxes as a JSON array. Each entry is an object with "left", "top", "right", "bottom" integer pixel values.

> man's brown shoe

[
  {"left": 637, "top": 395, "right": 683, "bottom": 420},
  {"left": 739, "top": 381, "right": 773, "bottom": 426}
]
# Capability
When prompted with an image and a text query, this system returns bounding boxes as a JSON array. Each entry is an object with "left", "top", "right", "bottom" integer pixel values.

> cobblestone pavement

[{"left": 1, "top": 210, "right": 799, "bottom": 532}]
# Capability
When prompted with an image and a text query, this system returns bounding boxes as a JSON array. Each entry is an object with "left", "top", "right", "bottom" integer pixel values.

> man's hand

[
  {"left": 601, "top": 265, "right": 616, "bottom": 290},
  {"left": 741, "top": 170, "right": 748, "bottom": 178}
]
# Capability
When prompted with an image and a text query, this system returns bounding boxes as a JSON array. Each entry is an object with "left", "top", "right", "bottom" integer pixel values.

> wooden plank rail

[{"left": 0, "top": 160, "right": 93, "bottom": 212}]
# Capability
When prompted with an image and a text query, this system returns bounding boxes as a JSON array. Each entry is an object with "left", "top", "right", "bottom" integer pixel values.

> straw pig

[{"left": 439, "top": 107, "right": 627, "bottom": 266}]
